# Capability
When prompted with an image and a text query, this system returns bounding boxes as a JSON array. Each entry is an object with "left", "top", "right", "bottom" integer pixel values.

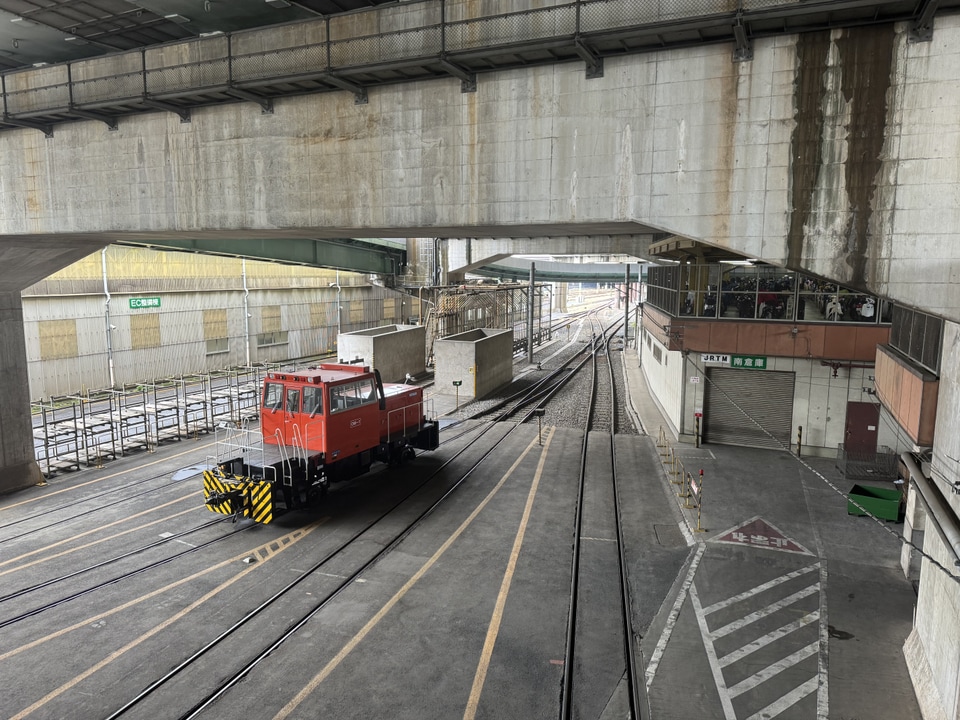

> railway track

[
  {"left": 551, "top": 315, "right": 641, "bottom": 719},
  {"left": 2, "top": 306, "right": 650, "bottom": 720},
  {"left": 0, "top": 521, "right": 249, "bottom": 630},
  {"left": 113, "top": 313, "right": 639, "bottom": 719},
  {"left": 438, "top": 309, "right": 644, "bottom": 717},
  {"left": 0, "top": 469, "right": 190, "bottom": 542},
  {"left": 107, "top": 420, "right": 527, "bottom": 719}
]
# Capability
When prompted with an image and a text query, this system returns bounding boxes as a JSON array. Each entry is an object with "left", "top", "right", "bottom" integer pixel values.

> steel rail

[
  {"left": 0, "top": 517, "right": 224, "bottom": 604},
  {"left": 559, "top": 317, "right": 600, "bottom": 720},
  {"left": 0, "top": 523, "right": 251, "bottom": 630},
  {"left": 107, "top": 411, "right": 521, "bottom": 718},
  {"left": 603, "top": 321, "right": 643, "bottom": 718},
  {"left": 0, "top": 471, "right": 194, "bottom": 543}
]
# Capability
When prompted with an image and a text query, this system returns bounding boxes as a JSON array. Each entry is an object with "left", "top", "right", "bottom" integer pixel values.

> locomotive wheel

[
  {"left": 388, "top": 445, "right": 402, "bottom": 467},
  {"left": 307, "top": 474, "right": 329, "bottom": 504}
]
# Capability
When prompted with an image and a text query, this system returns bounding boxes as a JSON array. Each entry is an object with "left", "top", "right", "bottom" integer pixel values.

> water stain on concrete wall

[
  {"left": 789, "top": 26, "right": 895, "bottom": 289},
  {"left": 836, "top": 25, "right": 894, "bottom": 288},
  {"left": 788, "top": 30, "right": 831, "bottom": 271}
]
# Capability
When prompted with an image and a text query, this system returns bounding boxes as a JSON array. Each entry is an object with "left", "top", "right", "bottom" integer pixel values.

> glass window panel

[
  {"left": 701, "top": 289, "right": 719, "bottom": 318},
  {"left": 757, "top": 290, "right": 788, "bottom": 319},
  {"left": 796, "top": 279, "right": 840, "bottom": 321},
  {"left": 720, "top": 266, "right": 756, "bottom": 318},
  {"left": 344, "top": 382, "right": 363, "bottom": 406},
  {"left": 837, "top": 290, "right": 868, "bottom": 322},
  {"left": 848, "top": 295, "right": 877, "bottom": 322},
  {"left": 735, "top": 291, "right": 756, "bottom": 319},
  {"left": 923, "top": 315, "right": 943, "bottom": 371},
  {"left": 330, "top": 380, "right": 377, "bottom": 409},
  {"left": 205, "top": 337, "right": 228, "bottom": 354},
  {"left": 824, "top": 292, "right": 845, "bottom": 321},
  {"left": 303, "top": 386, "right": 323, "bottom": 416},
  {"left": 879, "top": 300, "right": 894, "bottom": 324},
  {"left": 330, "top": 385, "right": 346, "bottom": 412},
  {"left": 909, "top": 315, "right": 925, "bottom": 359},
  {"left": 263, "top": 382, "right": 283, "bottom": 410},
  {"left": 285, "top": 389, "right": 300, "bottom": 414},
  {"left": 723, "top": 266, "right": 758, "bottom": 292},
  {"left": 705, "top": 265, "right": 720, "bottom": 288}
]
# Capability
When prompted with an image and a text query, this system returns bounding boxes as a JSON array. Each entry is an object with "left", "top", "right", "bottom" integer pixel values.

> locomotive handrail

[
  {"left": 273, "top": 429, "right": 294, "bottom": 486},
  {"left": 386, "top": 396, "right": 433, "bottom": 440},
  {"left": 289, "top": 423, "right": 307, "bottom": 465},
  {"left": 302, "top": 418, "right": 325, "bottom": 455}
]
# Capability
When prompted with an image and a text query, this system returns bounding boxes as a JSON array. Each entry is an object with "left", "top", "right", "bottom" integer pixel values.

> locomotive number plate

[{"left": 350, "top": 418, "right": 362, "bottom": 428}]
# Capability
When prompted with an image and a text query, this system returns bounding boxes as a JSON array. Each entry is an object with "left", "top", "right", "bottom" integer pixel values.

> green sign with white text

[
  {"left": 730, "top": 354, "right": 767, "bottom": 370},
  {"left": 129, "top": 297, "right": 161, "bottom": 309}
]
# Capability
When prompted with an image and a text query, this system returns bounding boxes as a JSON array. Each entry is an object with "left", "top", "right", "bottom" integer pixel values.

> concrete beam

[
  {"left": 471, "top": 258, "right": 643, "bottom": 283},
  {"left": 4, "top": 26, "right": 960, "bottom": 321},
  {"left": 116, "top": 237, "right": 404, "bottom": 277},
  {"left": 443, "top": 235, "right": 658, "bottom": 279},
  {"left": 0, "top": 237, "right": 109, "bottom": 293}
]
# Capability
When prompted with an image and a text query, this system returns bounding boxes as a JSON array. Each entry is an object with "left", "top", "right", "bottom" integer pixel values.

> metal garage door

[{"left": 703, "top": 368, "right": 795, "bottom": 449}]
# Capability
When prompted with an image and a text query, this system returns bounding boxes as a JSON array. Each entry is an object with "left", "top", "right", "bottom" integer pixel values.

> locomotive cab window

[
  {"left": 303, "top": 386, "right": 323, "bottom": 416},
  {"left": 330, "top": 378, "right": 378, "bottom": 413},
  {"left": 286, "top": 388, "right": 300, "bottom": 413},
  {"left": 264, "top": 382, "right": 283, "bottom": 411}
]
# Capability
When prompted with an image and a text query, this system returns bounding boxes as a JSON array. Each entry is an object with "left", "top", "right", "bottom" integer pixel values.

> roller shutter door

[{"left": 703, "top": 368, "right": 795, "bottom": 449}]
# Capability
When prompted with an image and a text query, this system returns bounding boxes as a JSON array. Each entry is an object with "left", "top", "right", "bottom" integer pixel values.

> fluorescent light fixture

[
  {"left": 32, "top": 62, "right": 48, "bottom": 67},
  {"left": 65, "top": 35, "right": 89, "bottom": 44},
  {"left": 199, "top": 30, "right": 223, "bottom": 37},
  {"left": 266, "top": 0, "right": 292, "bottom": 7},
  {"left": 164, "top": 13, "right": 191, "bottom": 23},
  {"left": 10, "top": 17, "right": 40, "bottom": 27}
]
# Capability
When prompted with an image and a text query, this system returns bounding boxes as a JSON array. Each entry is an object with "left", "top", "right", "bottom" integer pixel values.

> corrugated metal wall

[{"left": 22, "top": 247, "right": 420, "bottom": 400}]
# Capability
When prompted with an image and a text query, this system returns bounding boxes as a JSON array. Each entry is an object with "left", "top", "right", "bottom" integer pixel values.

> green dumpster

[{"left": 847, "top": 484, "right": 903, "bottom": 522}]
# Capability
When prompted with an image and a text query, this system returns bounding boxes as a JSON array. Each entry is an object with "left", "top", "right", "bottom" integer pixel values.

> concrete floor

[{"left": 0, "top": 343, "right": 921, "bottom": 720}]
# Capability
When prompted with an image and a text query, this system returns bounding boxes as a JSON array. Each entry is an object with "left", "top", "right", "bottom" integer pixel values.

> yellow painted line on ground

[
  {"left": 273, "top": 431, "right": 549, "bottom": 720},
  {"left": 463, "top": 426, "right": 555, "bottom": 720},
  {"left": 3, "top": 519, "right": 326, "bottom": 720},
  {"left": 0, "top": 440, "right": 217, "bottom": 513},
  {"left": 0, "top": 496, "right": 201, "bottom": 576}
]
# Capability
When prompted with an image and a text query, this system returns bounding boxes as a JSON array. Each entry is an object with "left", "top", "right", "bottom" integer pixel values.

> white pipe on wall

[
  {"left": 102, "top": 249, "right": 116, "bottom": 389},
  {"left": 242, "top": 259, "right": 251, "bottom": 367}
]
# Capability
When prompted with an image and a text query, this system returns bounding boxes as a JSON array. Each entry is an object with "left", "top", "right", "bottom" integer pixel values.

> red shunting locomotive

[{"left": 203, "top": 363, "right": 440, "bottom": 523}]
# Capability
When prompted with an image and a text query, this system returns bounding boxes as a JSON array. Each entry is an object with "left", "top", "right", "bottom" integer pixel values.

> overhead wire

[{"left": 687, "top": 356, "right": 960, "bottom": 586}]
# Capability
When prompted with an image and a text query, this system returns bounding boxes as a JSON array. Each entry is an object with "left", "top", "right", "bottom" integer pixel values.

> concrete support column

[{"left": 0, "top": 292, "right": 43, "bottom": 494}]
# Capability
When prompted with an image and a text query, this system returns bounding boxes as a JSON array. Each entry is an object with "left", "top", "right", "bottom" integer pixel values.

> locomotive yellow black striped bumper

[{"left": 203, "top": 470, "right": 274, "bottom": 524}]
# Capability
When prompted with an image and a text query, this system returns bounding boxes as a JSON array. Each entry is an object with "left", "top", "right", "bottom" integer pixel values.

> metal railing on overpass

[{"left": 2, "top": 0, "right": 949, "bottom": 136}]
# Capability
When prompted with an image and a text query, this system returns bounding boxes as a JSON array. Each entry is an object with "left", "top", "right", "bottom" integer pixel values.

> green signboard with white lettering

[
  {"left": 730, "top": 354, "right": 767, "bottom": 370},
  {"left": 129, "top": 297, "right": 161, "bottom": 309}
]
